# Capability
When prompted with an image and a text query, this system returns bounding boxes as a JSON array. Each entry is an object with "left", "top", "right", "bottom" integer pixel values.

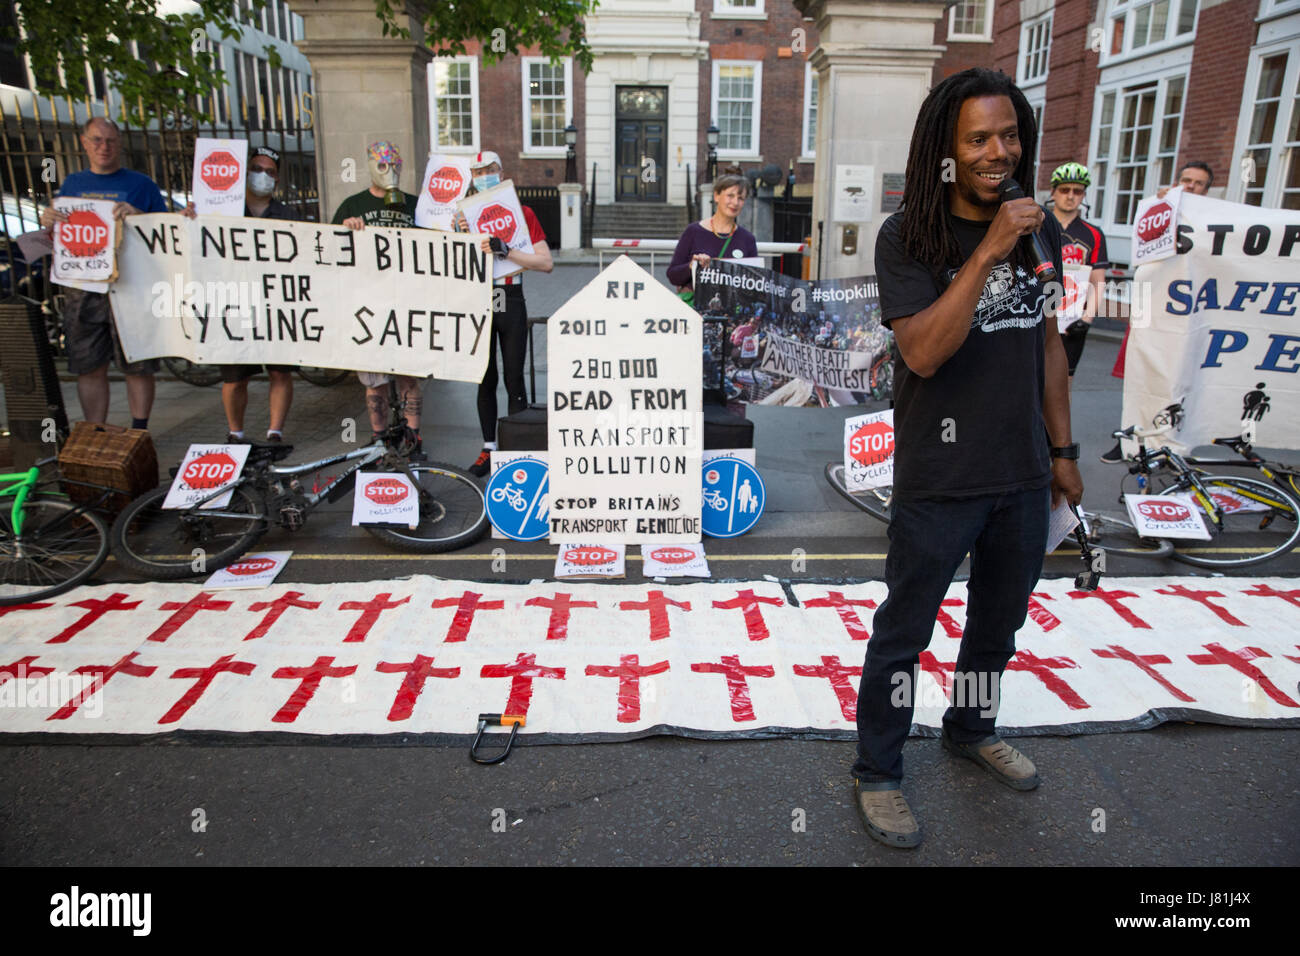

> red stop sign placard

[
  {"left": 1137, "top": 500, "right": 1192, "bottom": 522},
  {"left": 364, "top": 477, "right": 410, "bottom": 505},
  {"left": 181, "top": 452, "right": 239, "bottom": 490},
  {"left": 200, "top": 150, "right": 242, "bottom": 191},
  {"left": 651, "top": 547, "right": 695, "bottom": 564},
  {"left": 58, "top": 210, "right": 111, "bottom": 257},
  {"left": 227, "top": 557, "right": 276, "bottom": 576},
  {"left": 1136, "top": 202, "right": 1172, "bottom": 243},
  {"left": 477, "top": 203, "right": 516, "bottom": 240},
  {"left": 564, "top": 547, "right": 617, "bottom": 565},
  {"left": 428, "top": 165, "right": 464, "bottom": 203},
  {"left": 849, "top": 421, "right": 895, "bottom": 466}
]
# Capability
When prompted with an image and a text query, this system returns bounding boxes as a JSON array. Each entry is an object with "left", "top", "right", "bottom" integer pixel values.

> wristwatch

[{"left": 1050, "top": 443, "right": 1080, "bottom": 460}]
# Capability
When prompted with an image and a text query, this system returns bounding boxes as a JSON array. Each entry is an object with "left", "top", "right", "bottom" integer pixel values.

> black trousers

[{"left": 477, "top": 285, "right": 529, "bottom": 442}]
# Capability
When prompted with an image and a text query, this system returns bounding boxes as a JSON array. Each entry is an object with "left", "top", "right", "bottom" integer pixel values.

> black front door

[{"left": 615, "top": 86, "right": 667, "bottom": 202}]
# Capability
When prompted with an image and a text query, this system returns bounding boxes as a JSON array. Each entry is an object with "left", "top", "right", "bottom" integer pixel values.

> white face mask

[
  {"left": 473, "top": 173, "right": 500, "bottom": 191},
  {"left": 248, "top": 171, "right": 276, "bottom": 196}
]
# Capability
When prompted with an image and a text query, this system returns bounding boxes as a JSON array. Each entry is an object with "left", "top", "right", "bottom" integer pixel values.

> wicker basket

[{"left": 58, "top": 422, "right": 159, "bottom": 513}]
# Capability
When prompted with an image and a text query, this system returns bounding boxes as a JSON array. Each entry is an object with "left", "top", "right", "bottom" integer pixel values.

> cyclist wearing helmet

[{"left": 1048, "top": 162, "right": 1109, "bottom": 379}]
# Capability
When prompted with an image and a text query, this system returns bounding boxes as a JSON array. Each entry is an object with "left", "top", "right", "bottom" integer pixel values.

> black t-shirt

[
  {"left": 874, "top": 210, "right": 1064, "bottom": 499},
  {"left": 330, "top": 189, "right": 419, "bottom": 228}
]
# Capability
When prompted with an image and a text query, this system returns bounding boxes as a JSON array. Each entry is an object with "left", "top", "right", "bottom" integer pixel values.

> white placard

[
  {"left": 456, "top": 179, "right": 534, "bottom": 280},
  {"left": 703, "top": 448, "right": 756, "bottom": 466},
  {"left": 352, "top": 472, "right": 419, "bottom": 528},
  {"left": 546, "top": 256, "right": 703, "bottom": 544},
  {"left": 641, "top": 542, "right": 710, "bottom": 578},
  {"left": 554, "top": 543, "right": 626, "bottom": 579},
  {"left": 1206, "top": 486, "right": 1271, "bottom": 514},
  {"left": 415, "top": 155, "right": 472, "bottom": 229},
  {"left": 1123, "top": 494, "right": 1211, "bottom": 540},
  {"left": 1131, "top": 187, "right": 1182, "bottom": 265},
  {"left": 1057, "top": 264, "right": 1093, "bottom": 332},
  {"left": 51, "top": 197, "right": 117, "bottom": 282},
  {"left": 843, "top": 409, "right": 894, "bottom": 491},
  {"left": 163, "top": 443, "right": 252, "bottom": 510},
  {"left": 108, "top": 214, "right": 492, "bottom": 382},
  {"left": 833, "top": 165, "right": 873, "bottom": 222},
  {"left": 204, "top": 551, "right": 292, "bottom": 589},
  {"left": 192, "top": 138, "right": 248, "bottom": 217}
]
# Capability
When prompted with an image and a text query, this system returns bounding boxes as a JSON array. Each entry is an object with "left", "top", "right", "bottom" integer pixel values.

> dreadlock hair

[{"left": 898, "top": 68, "right": 1038, "bottom": 276}]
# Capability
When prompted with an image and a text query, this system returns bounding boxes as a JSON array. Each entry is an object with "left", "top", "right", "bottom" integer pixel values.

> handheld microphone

[{"left": 997, "top": 179, "right": 1057, "bottom": 283}]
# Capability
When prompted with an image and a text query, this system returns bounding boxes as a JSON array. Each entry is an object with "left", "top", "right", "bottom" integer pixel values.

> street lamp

[
  {"left": 564, "top": 121, "right": 578, "bottom": 184},
  {"left": 706, "top": 123, "right": 719, "bottom": 184}
]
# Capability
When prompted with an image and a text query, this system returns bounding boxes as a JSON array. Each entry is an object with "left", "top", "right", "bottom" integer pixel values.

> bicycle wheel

[
  {"left": 364, "top": 462, "right": 489, "bottom": 553},
  {"left": 1164, "top": 474, "right": 1300, "bottom": 569},
  {"left": 163, "top": 357, "right": 223, "bottom": 387},
  {"left": 297, "top": 366, "right": 352, "bottom": 387},
  {"left": 1079, "top": 510, "right": 1174, "bottom": 559},
  {"left": 824, "top": 461, "right": 892, "bottom": 524},
  {"left": 110, "top": 484, "right": 267, "bottom": 580},
  {"left": 0, "top": 496, "right": 109, "bottom": 605}
]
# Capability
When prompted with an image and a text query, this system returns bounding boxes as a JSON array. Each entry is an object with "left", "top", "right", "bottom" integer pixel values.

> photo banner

[
  {"left": 694, "top": 260, "right": 890, "bottom": 406},
  {"left": 1124, "top": 194, "right": 1300, "bottom": 452},
  {"left": 107, "top": 214, "right": 494, "bottom": 383}
]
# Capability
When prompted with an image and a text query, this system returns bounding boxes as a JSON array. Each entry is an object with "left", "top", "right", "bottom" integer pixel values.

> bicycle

[
  {"left": 1180, "top": 434, "right": 1300, "bottom": 501},
  {"left": 110, "top": 386, "right": 489, "bottom": 580},
  {"left": 1, "top": 462, "right": 110, "bottom": 605}
]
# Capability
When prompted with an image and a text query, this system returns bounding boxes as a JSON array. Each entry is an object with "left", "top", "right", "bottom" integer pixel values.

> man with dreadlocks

[{"left": 850, "top": 68, "right": 1083, "bottom": 848}]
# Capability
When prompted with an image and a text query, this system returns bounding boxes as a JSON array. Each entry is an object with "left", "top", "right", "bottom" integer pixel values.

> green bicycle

[{"left": 1, "top": 462, "right": 110, "bottom": 605}]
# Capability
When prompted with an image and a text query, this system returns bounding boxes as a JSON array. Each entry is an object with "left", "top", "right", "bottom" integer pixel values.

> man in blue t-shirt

[{"left": 39, "top": 117, "right": 168, "bottom": 427}]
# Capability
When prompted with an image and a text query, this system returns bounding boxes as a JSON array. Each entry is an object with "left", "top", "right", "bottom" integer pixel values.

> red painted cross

[
  {"left": 935, "top": 597, "right": 966, "bottom": 639},
  {"left": 338, "top": 592, "right": 410, "bottom": 642},
  {"left": 375, "top": 654, "right": 460, "bottom": 721},
  {"left": 0, "top": 601, "right": 53, "bottom": 619},
  {"left": 1006, "top": 649, "right": 1088, "bottom": 709},
  {"left": 479, "top": 653, "right": 565, "bottom": 718},
  {"left": 918, "top": 651, "right": 956, "bottom": 700},
  {"left": 1027, "top": 592, "right": 1062, "bottom": 632},
  {"left": 243, "top": 591, "right": 322, "bottom": 641},
  {"left": 160, "top": 653, "right": 256, "bottom": 723},
  {"left": 617, "top": 590, "right": 691, "bottom": 641},
  {"left": 690, "top": 654, "right": 775, "bottom": 722},
  {"left": 1, "top": 656, "right": 54, "bottom": 683},
  {"left": 1091, "top": 645, "right": 1193, "bottom": 702},
  {"left": 802, "top": 591, "right": 876, "bottom": 641},
  {"left": 584, "top": 654, "right": 671, "bottom": 723},
  {"left": 271, "top": 655, "right": 358, "bottom": 722},
  {"left": 712, "top": 589, "right": 784, "bottom": 641},
  {"left": 432, "top": 591, "right": 505, "bottom": 643},
  {"left": 1154, "top": 584, "right": 1247, "bottom": 627},
  {"left": 525, "top": 592, "right": 600, "bottom": 641},
  {"left": 49, "top": 651, "right": 156, "bottom": 720},
  {"left": 1068, "top": 587, "right": 1151, "bottom": 629},
  {"left": 147, "top": 592, "right": 234, "bottom": 643},
  {"left": 792, "top": 654, "right": 862, "bottom": 720},
  {"left": 1240, "top": 583, "right": 1300, "bottom": 609},
  {"left": 1187, "top": 643, "right": 1298, "bottom": 707},
  {"left": 45, "top": 592, "right": 140, "bottom": 644},
  {"left": 1286, "top": 646, "right": 1300, "bottom": 665}
]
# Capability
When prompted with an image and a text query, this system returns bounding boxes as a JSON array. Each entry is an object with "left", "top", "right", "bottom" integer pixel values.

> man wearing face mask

[{"left": 332, "top": 141, "right": 426, "bottom": 456}]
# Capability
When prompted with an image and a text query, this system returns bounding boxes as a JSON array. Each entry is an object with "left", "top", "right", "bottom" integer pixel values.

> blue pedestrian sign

[
  {"left": 486, "top": 458, "right": 550, "bottom": 541},
  {"left": 701, "top": 457, "right": 765, "bottom": 538}
]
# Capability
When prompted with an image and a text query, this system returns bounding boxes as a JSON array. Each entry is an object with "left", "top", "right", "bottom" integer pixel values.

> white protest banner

[
  {"left": 555, "top": 543, "right": 626, "bottom": 579},
  {"left": 415, "top": 155, "right": 472, "bottom": 229},
  {"left": 51, "top": 197, "right": 117, "bottom": 283},
  {"left": 163, "top": 443, "right": 251, "bottom": 509},
  {"left": 352, "top": 472, "right": 419, "bottom": 528},
  {"left": 192, "top": 138, "right": 248, "bottom": 216},
  {"left": 641, "top": 542, "right": 710, "bottom": 578},
  {"left": 1131, "top": 187, "right": 1182, "bottom": 266},
  {"left": 547, "top": 256, "right": 702, "bottom": 544},
  {"left": 760, "top": 330, "right": 874, "bottom": 390},
  {"left": 456, "top": 179, "right": 533, "bottom": 280},
  {"left": 108, "top": 214, "right": 492, "bottom": 382},
  {"left": 204, "top": 551, "right": 292, "bottom": 589},
  {"left": 843, "top": 409, "right": 894, "bottom": 491},
  {"left": 1123, "top": 494, "right": 1211, "bottom": 540},
  {"left": 1122, "top": 194, "right": 1300, "bottom": 452},
  {"left": 1057, "top": 265, "right": 1093, "bottom": 332}
]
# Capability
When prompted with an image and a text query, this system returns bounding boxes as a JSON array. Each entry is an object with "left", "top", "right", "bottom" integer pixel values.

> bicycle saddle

[{"left": 245, "top": 441, "right": 295, "bottom": 463}]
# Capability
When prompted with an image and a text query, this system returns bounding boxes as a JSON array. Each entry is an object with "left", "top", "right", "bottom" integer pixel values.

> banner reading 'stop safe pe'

[{"left": 693, "top": 260, "right": 890, "bottom": 406}]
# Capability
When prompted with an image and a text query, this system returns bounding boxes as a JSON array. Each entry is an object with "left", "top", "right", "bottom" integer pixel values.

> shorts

[
  {"left": 357, "top": 371, "right": 425, "bottom": 387},
  {"left": 220, "top": 364, "right": 295, "bottom": 383},
  {"left": 62, "top": 289, "right": 161, "bottom": 376}
]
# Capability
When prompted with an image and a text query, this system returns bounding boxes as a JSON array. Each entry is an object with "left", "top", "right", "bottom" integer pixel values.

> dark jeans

[
  {"left": 852, "top": 484, "right": 1050, "bottom": 783},
  {"left": 477, "top": 285, "right": 529, "bottom": 442}
]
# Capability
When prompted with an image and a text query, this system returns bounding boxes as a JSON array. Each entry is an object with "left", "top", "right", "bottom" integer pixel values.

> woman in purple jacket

[{"left": 667, "top": 173, "right": 759, "bottom": 292}]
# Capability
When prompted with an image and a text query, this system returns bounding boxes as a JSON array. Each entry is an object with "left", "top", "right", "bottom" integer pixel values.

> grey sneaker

[
  {"left": 853, "top": 780, "right": 922, "bottom": 848},
  {"left": 942, "top": 733, "right": 1040, "bottom": 791}
]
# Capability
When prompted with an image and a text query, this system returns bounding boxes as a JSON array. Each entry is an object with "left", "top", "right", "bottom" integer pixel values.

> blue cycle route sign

[
  {"left": 485, "top": 458, "right": 550, "bottom": 541},
  {"left": 701, "top": 457, "right": 765, "bottom": 537}
]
